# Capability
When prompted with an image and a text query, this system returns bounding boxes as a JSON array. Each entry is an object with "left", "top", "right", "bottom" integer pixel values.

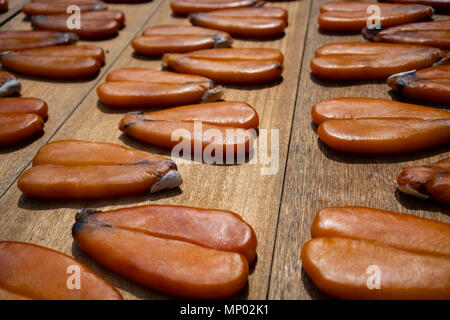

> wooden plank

[
  {"left": 0, "top": 0, "right": 164, "bottom": 197},
  {"left": 0, "top": 0, "right": 26, "bottom": 26},
  {"left": 0, "top": 0, "right": 311, "bottom": 299},
  {"left": 268, "top": 0, "right": 450, "bottom": 300}
]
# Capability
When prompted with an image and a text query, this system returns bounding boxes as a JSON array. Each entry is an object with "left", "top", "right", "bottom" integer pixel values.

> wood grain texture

[
  {"left": 268, "top": 0, "right": 450, "bottom": 300},
  {"left": 0, "top": 0, "right": 310, "bottom": 300},
  {"left": 0, "top": 0, "right": 164, "bottom": 197},
  {"left": 0, "top": 0, "right": 26, "bottom": 26}
]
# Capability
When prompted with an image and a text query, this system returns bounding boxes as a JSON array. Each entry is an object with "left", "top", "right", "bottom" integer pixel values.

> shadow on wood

[
  {"left": 301, "top": 268, "right": 332, "bottom": 300},
  {"left": 394, "top": 188, "right": 450, "bottom": 215}
]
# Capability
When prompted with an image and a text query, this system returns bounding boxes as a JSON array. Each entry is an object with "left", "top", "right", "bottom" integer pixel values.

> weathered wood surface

[{"left": 0, "top": 0, "right": 448, "bottom": 300}]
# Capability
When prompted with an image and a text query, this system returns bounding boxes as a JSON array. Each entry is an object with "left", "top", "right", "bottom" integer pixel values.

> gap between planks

[{"left": 265, "top": 0, "right": 313, "bottom": 300}]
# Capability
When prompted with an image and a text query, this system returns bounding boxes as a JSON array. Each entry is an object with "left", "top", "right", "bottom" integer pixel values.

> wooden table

[{"left": 0, "top": 0, "right": 448, "bottom": 300}]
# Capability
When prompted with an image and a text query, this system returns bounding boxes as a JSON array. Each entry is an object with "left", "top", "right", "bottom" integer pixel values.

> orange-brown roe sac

[
  {"left": 119, "top": 101, "right": 259, "bottom": 156},
  {"left": 0, "top": 241, "right": 123, "bottom": 300},
  {"left": 163, "top": 48, "right": 284, "bottom": 84},
  {"left": 31, "top": 10, "right": 125, "bottom": 40},
  {"left": 75, "top": 204, "right": 257, "bottom": 263},
  {"left": 132, "top": 25, "right": 232, "bottom": 56},
  {"left": 97, "top": 67, "right": 224, "bottom": 108},
  {"left": 387, "top": 65, "right": 450, "bottom": 104},
  {"left": 319, "top": 1, "right": 434, "bottom": 32},
  {"left": 302, "top": 206, "right": 450, "bottom": 299},
  {"left": 301, "top": 237, "right": 450, "bottom": 300},
  {"left": 0, "top": 71, "right": 20, "bottom": 96},
  {"left": 22, "top": 0, "right": 107, "bottom": 16},
  {"left": 311, "top": 206, "right": 450, "bottom": 257},
  {"left": 72, "top": 204, "right": 255, "bottom": 298},
  {"left": 0, "top": 45, "right": 105, "bottom": 79},
  {"left": 0, "top": 114, "right": 44, "bottom": 146},
  {"left": 380, "top": 0, "right": 450, "bottom": 12},
  {"left": 0, "top": 97, "right": 48, "bottom": 146},
  {"left": 171, "top": 0, "right": 262, "bottom": 16},
  {"left": 397, "top": 157, "right": 450, "bottom": 204},
  {"left": 311, "top": 42, "right": 446, "bottom": 80},
  {"left": 0, "top": 0, "right": 8, "bottom": 13},
  {"left": 364, "top": 20, "right": 450, "bottom": 49},
  {"left": 0, "top": 97, "right": 48, "bottom": 118},
  {"left": 312, "top": 97, "right": 450, "bottom": 154},
  {"left": 0, "top": 30, "right": 78, "bottom": 52},
  {"left": 17, "top": 140, "right": 183, "bottom": 199},
  {"left": 190, "top": 7, "right": 288, "bottom": 38},
  {"left": 318, "top": 119, "right": 450, "bottom": 154}
]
